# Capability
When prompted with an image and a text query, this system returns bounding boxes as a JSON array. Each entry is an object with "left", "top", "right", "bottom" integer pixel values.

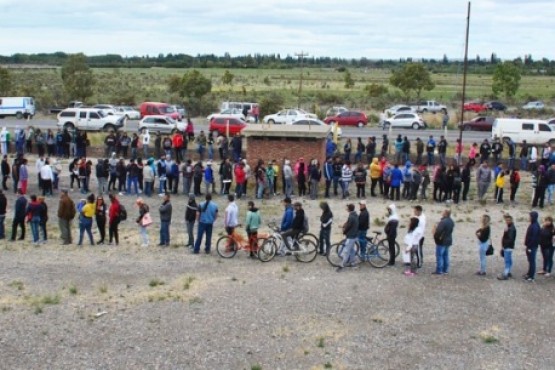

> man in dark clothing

[
  {"left": 104, "top": 133, "right": 116, "bottom": 158},
  {"left": 337, "top": 203, "right": 359, "bottom": 272},
  {"left": 432, "top": 209, "right": 455, "bottom": 275},
  {"left": 415, "top": 138, "right": 424, "bottom": 165},
  {"left": 365, "top": 137, "right": 376, "bottom": 163},
  {"left": 10, "top": 190, "right": 27, "bottom": 241},
  {"left": 381, "top": 135, "right": 389, "bottom": 157},
  {"left": 520, "top": 141, "right": 529, "bottom": 171},
  {"left": 158, "top": 193, "right": 172, "bottom": 247},
  {"left": 231, "top": 134, "right": 242, "bottom": 163},
  {"left": 498, "top": 214, "right": 517, "bottom": 280},
  {"left": 358, "top": 201, "right": 370, "bottom": 260},
  {"left": 480, "top": 139, "right": 491, "bottom": 164},
  {"left": 1, "top": 155, "right": 10, "bottom": 191},
  {"left": 281, "top": 201, "right": 305, "bottom": 252},
  {"left": 332, "top": 157, "right": 343, "bottom": 197},
  {"left": 323, "top": 157, "right": 333, "bottom": 198},
  {"left": 438, "top": 136, "right": 448, "bottom": 167},
  {"left": 0, "top": 190, "right": 6, "bottom": 239},
  {"left": 491, "top": 138, "right": 503, "bottom": 163},
  {"left": 523, "top": 211, "right": 540, "bottom": 281}
]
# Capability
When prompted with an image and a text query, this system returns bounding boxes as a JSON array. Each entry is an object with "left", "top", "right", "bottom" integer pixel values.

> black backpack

[{"left": 118, "top": 204, "right": 127, "bottom": 221}]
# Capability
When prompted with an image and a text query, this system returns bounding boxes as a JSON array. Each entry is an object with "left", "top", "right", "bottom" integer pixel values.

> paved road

[{"left": 1, "top": 118, "right": 490, "bottom": 143}]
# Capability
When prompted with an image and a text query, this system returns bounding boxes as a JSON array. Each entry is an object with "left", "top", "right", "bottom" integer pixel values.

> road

[{"left": 0, "top": 118, "right": 490, "bottom": 143}]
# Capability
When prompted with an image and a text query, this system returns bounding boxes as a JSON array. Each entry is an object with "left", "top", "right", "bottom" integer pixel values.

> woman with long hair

[
  {"left": 475, "top": 214, "right": 491, "bottom": 276},
  {"left": 95, "top": 196, "right": 107, "bottom": 245}
]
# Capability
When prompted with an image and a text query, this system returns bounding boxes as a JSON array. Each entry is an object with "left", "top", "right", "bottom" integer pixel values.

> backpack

[
  {"left": 303, "top": 214, "right": 309, "bottom": 233},
  {"left": 118, "top": 204, "right": 127, "bottom": 221}
]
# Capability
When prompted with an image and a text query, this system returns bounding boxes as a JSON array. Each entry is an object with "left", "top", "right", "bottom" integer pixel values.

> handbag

[
  {"left": 500, "top": 248, "right": 505, "bottom": 258},
  {"left": 141, "top": 212, "right": 153, "bottom": 227},
  {"left": 486, "top": 241, "right": 494, "bottom": 256}
]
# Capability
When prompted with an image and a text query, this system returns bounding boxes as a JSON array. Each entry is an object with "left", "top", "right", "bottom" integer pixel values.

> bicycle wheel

[
  {"left": 216, "top": 235, "right": 237, "bottom": 258},
  {"left": 367, "top": 237, "right": 400, "bottom": 257},
  {"left": 300, "top": 232, "right": 319, "bottom": 248},
  {"left": 368, "top": 241, "right": 390, "bottom": 268},
  {"left": 326, "top": 242, "right": 345, "bottom": 267},
  {"left": 294, "top": 238, "right": 317, "bottom": 263},
  {"left": 258, "top": 238, "right": 277, "bottom": 262}
]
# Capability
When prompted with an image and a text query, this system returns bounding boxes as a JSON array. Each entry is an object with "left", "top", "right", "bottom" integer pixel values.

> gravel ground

[{"left": 0, "top": 158, "right": 554, "bottom": 369}]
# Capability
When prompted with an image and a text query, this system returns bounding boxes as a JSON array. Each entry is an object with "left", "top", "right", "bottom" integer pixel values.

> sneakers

[
  {"left": 525, "top": 277, "right": 535, "bottom": 282},
  {"left": 538, "top": 271, "right": 546, "bottom": 275},
  {"left": 497, "top": 274, "right": 508, "bottom": 280},
  {"left": 475, "top": 271, "right": 486, "bottom": 276},
  {"left": 336, "top": 267, "right": 344, "bottom": 272}
]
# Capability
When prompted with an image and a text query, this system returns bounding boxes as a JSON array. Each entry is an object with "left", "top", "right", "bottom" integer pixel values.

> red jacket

[
  {"left": 234, "top": 165, "right": 246, "bottom": 184},
  {"left": 109, "top": 200, "right": 120, "bottom": 223},
  {"left": 172, "top": 134, "right": 183, "bottom": 149}
]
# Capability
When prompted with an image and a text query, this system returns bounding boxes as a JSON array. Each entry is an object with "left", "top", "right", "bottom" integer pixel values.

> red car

[
  {"left": 459, "top": 116, "right": 495, "bottom": 131},
  {"left": 463, "top": 101, "right": 487, "bottom": 113},
  {"left": 209, "top": 117, "right": 246, "bottom": 136},
  {"left": 324, "top": 111, "right": 368, "bottom": 127}
]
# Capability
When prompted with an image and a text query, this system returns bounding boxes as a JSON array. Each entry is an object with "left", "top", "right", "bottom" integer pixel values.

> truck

[
  {"left": 57, "top": 108, "right": 126, "bottom": 132},
  {"left": 492, "top": 118, "right": 555, "bottom": 146},
  {"left": 410, "top": 100, "right": 447, "bottom": 114},
  {"left": 0, "top": 97, "right": 35, "bottom": 119}
]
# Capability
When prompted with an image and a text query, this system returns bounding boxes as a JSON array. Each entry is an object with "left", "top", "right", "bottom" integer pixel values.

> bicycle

[
  {"left": 257, "top": 222, "right": 318, "bottom": 263},
  {"left": 366, "top": 231, "right": 400, "bottom": 258},
  {"left": 216, "top": 230, "right": 268, "bottom": 259},
  {"left": 327, "top": 231, "right": 392, "bottom": 268}
]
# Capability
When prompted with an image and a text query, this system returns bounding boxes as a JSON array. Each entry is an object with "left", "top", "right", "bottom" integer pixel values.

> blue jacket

[
  {"left": 281, "top": 205, "right": 294, "bottom": 231},
  {"left": 403, "top": 161, "right": 412, "bottom": 182},
  {"left": 394, "top": 139, "right": 404, "bottom": 152},
  {"left": 324, "top": 162, "right": 333, "bottom": 181},
  {"left": 204, "top": 166, "right": 214, "bottom": 183},
  {"left": 326, "top": 139, "right": 337, "bottom": 158},
  {"left": 390, "top": 167, "right": 403, "bottom": 187},
  {"left": 525, "top": 211, "right": 541, "bottom": 249}
]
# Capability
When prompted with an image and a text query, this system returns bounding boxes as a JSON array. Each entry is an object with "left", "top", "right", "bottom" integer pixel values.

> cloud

[{"left": 0, "top": 0, "right": 553, "bottom": 59}]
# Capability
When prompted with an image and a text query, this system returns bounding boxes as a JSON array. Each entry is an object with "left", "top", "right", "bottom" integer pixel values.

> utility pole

[
  {"left": 296, "top": 51, "right": 309, "bottom": 108},
  {"left": 458, "top": 2, "right": 471, "bottom": 163}
]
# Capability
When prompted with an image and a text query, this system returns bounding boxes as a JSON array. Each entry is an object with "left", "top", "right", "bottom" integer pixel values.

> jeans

[
  {"left": 439, "top": 153, "right": 446, "bottom": 167},
  {"left": 144, "top": 181, "right": 153, "bottom": 197},
  {"left": 340, "top": 238, "right": 357, "bottom": 267},
  {"left": 183, "top": 177, "right": 191, "bottom": 195},
  {"left": 342, "top": 180, "right": 350, "bottom": 198},
  {"left": 526, "top": 246, "right": 538, "bottom": 279},
  {"left": 0, "top": 214, "right": 5, "bottom": 239},
  {"left": 427, "top": 152, "right": 434, "bottom": 166},
  {"left": 160, "top": 220, "right": 170, "bottom": 245},
  {"left": 139, "top": 226, "right": 149, "bottom": 245},
  {"left": 548, "top": 184, "right": 555, "bottom": 204},
  {"left": 78, "top": 217, "right": 94, "bottom": 245},
  {"left": 310, "top": 179, "right": 318, "bottom": 199},
  {"left": 358, "top": 230, "right": 368, "bottom": 258},
  {"left": 520, "top": 157, "right": 527, "bottom": 171},
  {"left": 503, "top": 248, "right": 513, "bottom": 276},
  {"left": 127, "top": 176, "right": 139, "bottom": 195},
  {"left": 256, "top": 182, "right": 265, "bottom": 199},
  {"left": 97, "top": 177, "right": 107, "bottom": 195},
  {"left": 194, "top": 222, "right": 214, "bottom": 253},
  {"left": 319, "top": 227, "right": 331, "bottom": 254},
  {"left": 159, "top": 179, "right": 166, "bottom": 194},
  {"left": 285, "top": 178, "right": 293, "bottom": 198},
  {"left": 186, "top": 221, "right": 195, "bottom": 246},
  {"left": 478, "top": 241, "right": 488, "bottom": 273},
  {"left": 30, "top": 217, "right": 40, "bottom": 242},
  {"left": 541, "top": 246, "right": 554, "bottom": 273},
  {"left": 435, "top": 245, "right": 449, "bottom": 274}
]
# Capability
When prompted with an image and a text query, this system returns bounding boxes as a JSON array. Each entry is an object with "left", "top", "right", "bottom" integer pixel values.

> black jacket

[
  {"left": 502, "top": 223, "right": 517, "bottom": 249},
  {"left": 14, "top": 196, "right": 28, "bottom": 221},
  {"left": 539, "top": 225, "right": 555, "bottom": 249},
  {"left": 0, "top": 193, "right": 6, "bottom": 214},
  {"left": 292, "top": 208, "right": 305, "bottom": 231},
  {"left": 185, "top": 200, "right": 198, "bottom": 222},
  {"left": 1, "top": 160, "right": 10, "bottom": 176},
  {"left": 434, "top": 216, "right": 455, "bottom": 247},
  {"left": 358, "top": 208, "right": 369, "bottom": 231}
]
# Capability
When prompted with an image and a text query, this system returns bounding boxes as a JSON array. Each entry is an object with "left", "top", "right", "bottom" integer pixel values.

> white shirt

[
  {"left": 530, "top": 147, "right": 538, "bottom": 162},
  {"left": 40, "top": 164, "right": 53, "bottom": 181},
  {"left": 142, "top": 132, "right": 150, "bottom": 145},
  {"left": 225, "top": 202, "right": 239, "bottom": 228},
  {"left": 35, "top": 158, "right": 45, "bottom": 172},
  {"left": 416, "top": 213, "right": 426, "bottom": 237},
  {"left": 0, "top": 129, "right": 7, "bottom": 143}
]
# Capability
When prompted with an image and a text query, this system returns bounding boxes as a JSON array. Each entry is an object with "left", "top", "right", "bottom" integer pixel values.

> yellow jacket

[
  {"left": 496, "top": 173, "right": 505, "bottom": 188},
  {"left": 81, "top": 202, "right": 95, "bottom": 218},
  {"left": 369, "top": 158, "right": 382, "bottom": 179}
]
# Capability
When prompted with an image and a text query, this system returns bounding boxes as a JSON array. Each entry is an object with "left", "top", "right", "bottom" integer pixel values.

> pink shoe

[{"left": 404, "top": 271, "right": 415, "bottom": 277}]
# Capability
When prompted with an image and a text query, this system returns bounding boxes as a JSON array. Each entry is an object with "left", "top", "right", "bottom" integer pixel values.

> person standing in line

[
  {"left": 341, "top": 160, "right": 353, "bottom": 199},
  {"left": 158, "top": 192, "right": 172, "bottom": 247},
  {"left": 18, "top": 158, "right": 28, "bottom": 195},
  {"left": 475, "top": 214, "right": 491, "bottom": 276},
  {"left": 509, "top": 168, "right": 520, "bottom": 204},
  {"left": 1, "top": 155, "right": 10, "bottom": 191},
  {"left": 0, "top": 190, "right": 6, "bottom": 239},
  {"left": 224, "top": 194, "right": 239, "bottom": 237},
  {"left": 143, "top": 158, "right": 155, "bottom": 197},
  {"left": 369, "top": 158, "right": 381, "bottom": 197},
  {"left": 389, "top": 163, "right": 402, "bottom": 201},
  {"left": 497, "top": 214, "right": 517, "bottom": 280},
  {"left": 432, "top": 209, "right": 455, "bottom": 275},
  {"left": 337, "top": 203, "right": 359, "bottom": 272},
  {"left": 547, "top": 164, "right": 555, "bottom": 206},
  {"left": 135, "top": 198, "right": 150, "bottom": 247},
  {"left": 38, "top": 196, "right": 48, "bottom": 243},
  {"left": 353, "top": 163, "right": 366, "bottom": 199},
  {"left": 358, "top": 200, "right": 369, "bottom": 260},
  {"left": 538, "top": 216, "right": 555, "bottom": 277},
  {"left": 318, "top": 201, "right": 333, "bottom": 256},
  {"left": 185, "top": 194, "right": 197, "bottom": 248},
  {"left": 520, "top": 141, "right": 529, "bottom": 172},
  {"left": 193, "top": 194, "right": 219, "bottom": 254},
  {"left": 95, "top": 196, "right": 107, "bottom": 245},
  {"left": 77, "top": 194, "right": 95, "bottom": 246},
  {"left": 523, "top": 211, "right": 541, "bottom": 282},
  {"left": 266, "top": 161, "right": 275, "bottom": 197},
  {"left": 141, "top": 129, "right": 150, "bottom": 158},
  {"left": 415, "top": 137, "right": 424, "bottom": 166},
  {"left": 461, "top": 162, "right": 471, "bottom": 202},
  {"left": 309, "top": 159, "right": 321, "bottom": 200},
  {"left": 402, "top": 217, "right": 421, "bottom": 277},
  {"left": 10, "top": 190, "right": 27, "bottom": 241},
  {"left": 245, "top": 201, "right": 262, "bottom": 258},
  {"left": 283, "top": 160, "right": 293, "bottom": 198},
  {"left": 385, "top": 204, "right": 399, "bottom": 266},
  {"left": 476, "top": 162, "right": 491, "bottom": 201},
  {"left": 57, "top": 189, "right": 76, "bottom": 244},
  {"left": 529, "top": 145, "right": 538, "bottom": 172},
  {"left": 438, "top": 135, "right": 448, "bottom": 167},
  {"left": 332, "top": 157, "right": 343, "bottom": 197},
  {"left": 426, "top": 135, "right": 436, "bottom": 166},
  {"left": 532, "top": 165, "right": 547, "bottom": 208},
  {"left": 108, "top": 193, "right": 121, "bottom": 246},
  {"left": 413, "top": 205, "right": 426, "bottom": 268},
  {"left": 96, "top": 158, "right": 108, "bottom": 195},
  {"left": 26, "top": 194, "right": 42, "bottom": 245}
]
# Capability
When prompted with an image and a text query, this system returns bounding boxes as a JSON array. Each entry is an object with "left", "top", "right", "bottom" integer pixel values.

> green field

[{"left": 8, "top": 66, "right": 555, "bottom": 116}]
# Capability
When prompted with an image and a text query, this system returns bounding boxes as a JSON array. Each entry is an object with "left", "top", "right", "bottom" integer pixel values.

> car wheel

[
  {"left": 103, "top": 124, "right": 115, "bottom": 132},
  {"left": 412, "top": 122, "right": 420, "bottom": 130},
  {"left": 268, "top": 119, "right": 275, "bottom": 124},
  {"left": 464, "top": 125, "right": 472, "bottom": 131},
  {"left": 15, "top": 112, "right": 23, "bottom": 119},
  {"left": 383, "top": 122, "right": 390, "bottom": 130},
  {"left": 357, "top": 121, "right": 364, "bottom": 128},
  {"left": 63, "top": 122, "right": 75, "bottom": 131}
]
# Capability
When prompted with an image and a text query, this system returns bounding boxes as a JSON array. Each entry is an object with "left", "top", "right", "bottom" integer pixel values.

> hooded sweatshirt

[
  {"left": 246, "top": 207, "right": 261, "bottom": 232},
  {"left": 370, "top": 158, "right": 381, "bottom": 179},
  {"left": 385, "top": 204, "right": 399, "bottom": 239},
  {"left": 525, "top": 211, "right": 541, "bottom": 249}
]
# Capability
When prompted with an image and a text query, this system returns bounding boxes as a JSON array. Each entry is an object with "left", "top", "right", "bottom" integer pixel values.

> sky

[{"left": 0, "top": 0, "right": 553, "bottom": 60}]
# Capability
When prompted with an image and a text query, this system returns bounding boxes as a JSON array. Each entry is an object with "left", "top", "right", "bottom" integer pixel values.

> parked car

[
  {"left": 410, "top": 100, "right": 447, "bottom": 114},
  {"left": 492, "top": 118, "right": 555, "bottom": 145},
  {"left": 463, "top": 101, "right": 487, "bottom": 113},
  {"left": 290, "top": 118, "right": 342, "bottom": 137},
  {"left": 93, "top": 104, "right": 118, "bottom": 115},
  {"left": 263, "top": 109, "right": 317, "bottom": 125},
  {"left": 57, "top": 108, "right": 125, "bottom": 132},
  {"left": 385, "top": 105, "right": 414, "bottom": 117},
  {"left": 547, "top": 117, "right": 555, "bottom": 131},
  {"left": 0, "top": 96, "right": 35, "bottom": 119},
  {"left": 484, "top": 101, "right": 506, "bottom": 111},
  {"left": 522, "top": 101, "right": 545, "bottom": 110},
  {"left": 115, "top": 106, "right": 141, "bottom": 120},
  {"left": 139, "top": 102, "right": 181, "bottom": 120},
  {"left": 459, "top": 116, "right": 495, "bottom": 131},
  {"left": 382, "top": 113, "right": 426, "bottom": 130},
  {"left": 325, "top": 106, "right": 348, "bottom": 117},
  {"left": 324, "top": 111, "right": 368, "bottom": 127},
  {"left": 209, "top": 117, "right": 247, "bottom": 136},
  {"left": 138, "top": 115, "right": 187, "bottom": 134},
  {"left": 207, "top": 108, "right": 247, "bottom": 121}
]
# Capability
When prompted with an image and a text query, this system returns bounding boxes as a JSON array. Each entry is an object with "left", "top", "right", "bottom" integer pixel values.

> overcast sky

[{"left": 0, "top": 0, "right": 553, "bottom": 60}]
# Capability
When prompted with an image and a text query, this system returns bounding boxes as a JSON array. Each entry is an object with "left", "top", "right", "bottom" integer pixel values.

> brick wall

[{"left": 245, "top": 136, "right": 326, "bottom": 168}]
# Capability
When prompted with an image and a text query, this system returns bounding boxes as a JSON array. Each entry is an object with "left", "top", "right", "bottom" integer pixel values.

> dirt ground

[{"left": 0, "top": 157, "right": 554, "bottom": 370}]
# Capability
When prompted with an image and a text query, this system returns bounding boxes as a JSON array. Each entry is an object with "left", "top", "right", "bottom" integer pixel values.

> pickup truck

[
  {"left": 49, "top": 101, "right": 84, "bottom": 115},
  {"left": 410, "top": 100, "right": 447, "bottom": 114},
  {"left": 57, "top": 108, "right": 125, "bottom": 132}
]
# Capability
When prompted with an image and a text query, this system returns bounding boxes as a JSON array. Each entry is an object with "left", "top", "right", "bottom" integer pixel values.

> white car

[
  {"left": 263, "top": 109, "right": 317, "bottom": 125},
  {"left": 138, "top": 115, "right": 187, "bottom": 134},
  {"left": 325, "top": 106, "right": 348, "bottom": 117},
  {"left": 93, "top": 104, "right": 118, "bottom": 115},
  {"left": 382, "top": 113, "right": 426, "bottom": 130},
  {"left": 57, "top": 108, "right": 125, "bottom": 132},
  {"left": 385, "top": 105, "right": 414, "bottom": 117},
  {"left": 115, "top": 106, "right": 141, "bottom": 120},
  {"left": 522, "top": 101, "right": 545, "bottom": 110},
  {"left": 207, "top": 108, "right": 246, "bottom": 121},
  {"left": 290, "top": 118, "right": 342, "bottom": 137}
]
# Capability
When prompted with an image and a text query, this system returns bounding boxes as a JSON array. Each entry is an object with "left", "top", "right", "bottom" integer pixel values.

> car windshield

[
  {"left": 160, "top": 106, "right": 176, "bottom": 114},
  {"left": 166, "top": 117, "right": 176, "bottom": 124}
]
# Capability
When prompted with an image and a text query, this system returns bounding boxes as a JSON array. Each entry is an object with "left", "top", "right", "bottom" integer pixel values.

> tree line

[{"left": 1, "top": 52, "right": 554, "bottom": 75}]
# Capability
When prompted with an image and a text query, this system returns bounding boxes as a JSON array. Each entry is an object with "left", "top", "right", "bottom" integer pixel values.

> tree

[
  {"left": 0, "top": 67, "right": 12, "bottom": 95},
  {"left": 492, "top": 62, "right": 521, "bottom": 98},
  {"left": 344, "top": 70, "right": 354, "bottom": 88},
  {"left": 389, "top": 63, "right": 435, "bottom": 101},
  {"left": 168, "top": 69, "right": 212, "bottom": 116},
  {"left": 364, "top": 83, "right": 388, "bottom": 98},
  {"left": 61, "top": 53, "right": 95, "bottom": 101},
  {"left": 221, "top": 69, "right": 234, "bottom": 86}
]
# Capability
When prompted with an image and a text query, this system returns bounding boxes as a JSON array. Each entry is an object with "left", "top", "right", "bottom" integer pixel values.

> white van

[
  {"left": 492, "top": 118, "right": 555, "bottom": 145},
  {"left": 0, "top": 97, "right": 35, "bottom": 119},
  {"left": 220, "top": 101, "right": 257, "bottom": 113}
]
